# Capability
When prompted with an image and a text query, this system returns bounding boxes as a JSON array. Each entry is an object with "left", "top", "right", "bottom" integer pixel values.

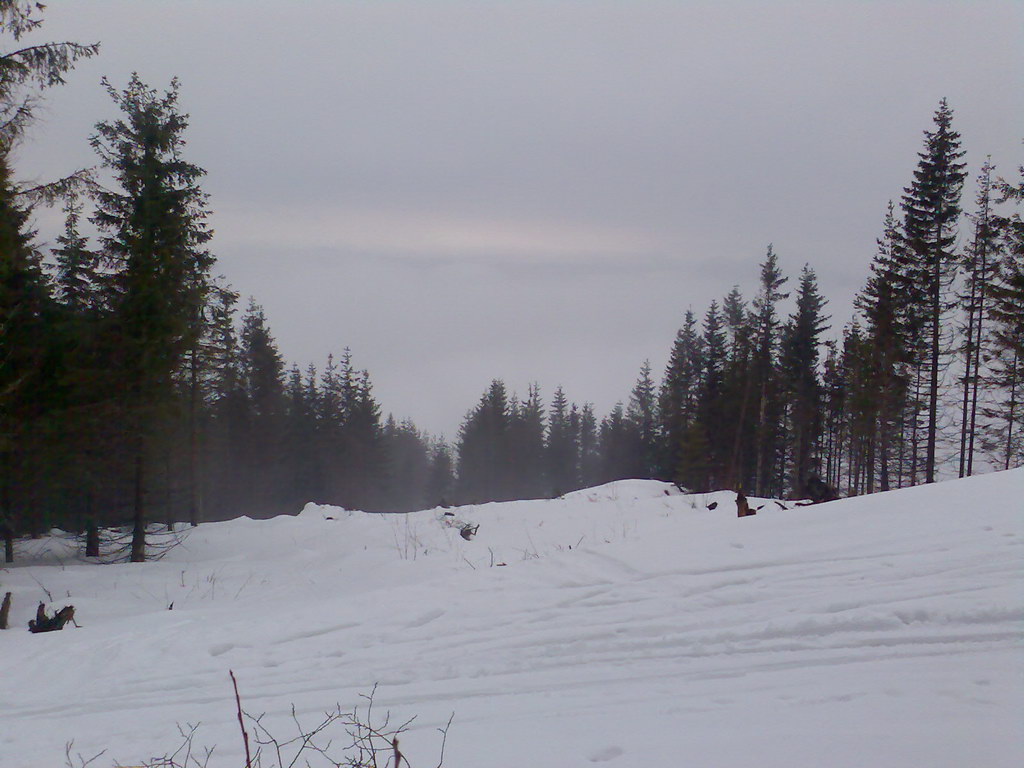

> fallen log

[{"left": 28, "top": 602, "right": 77, "bottom": 633}]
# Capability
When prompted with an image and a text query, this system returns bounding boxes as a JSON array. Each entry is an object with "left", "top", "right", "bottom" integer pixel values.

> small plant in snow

[{"left": 102, "top": 676, "right": 452, "bottom": 768}]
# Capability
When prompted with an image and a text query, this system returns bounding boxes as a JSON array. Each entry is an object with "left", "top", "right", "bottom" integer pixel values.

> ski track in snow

[{"left": 1, "top": 471, "right": 1022, "bottom": 767}]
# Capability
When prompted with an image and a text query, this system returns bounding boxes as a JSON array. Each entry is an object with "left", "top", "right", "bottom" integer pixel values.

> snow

[{"left": 1, "top": 470, "right": 1022, "bottom": 767}]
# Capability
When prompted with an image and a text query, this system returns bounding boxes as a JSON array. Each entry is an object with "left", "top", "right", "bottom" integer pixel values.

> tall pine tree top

[
  {"left": 901, "top": 99, "right": 967, "bottom": 264},
  {"left": 91, "top": 74, "right": 215, "bottom": 402}
]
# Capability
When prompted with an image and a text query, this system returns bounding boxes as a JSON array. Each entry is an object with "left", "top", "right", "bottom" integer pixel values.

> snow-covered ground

[{"left": 1, "top": 470, "right": 1022, "bottom": 767}]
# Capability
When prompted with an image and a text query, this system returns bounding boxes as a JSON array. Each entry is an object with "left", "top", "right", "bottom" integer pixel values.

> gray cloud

[{"left": 18, "top": 0, "right": 1024, "bottom": 435}]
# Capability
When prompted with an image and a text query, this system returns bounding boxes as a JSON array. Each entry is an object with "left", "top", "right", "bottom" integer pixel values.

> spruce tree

[
  {"left": 699, "top": 301, "right": 728, "bottom": 489},
  {"left": 658, "top": 310, "right": 701, "bottom": 481},
  {"left": 426, "top": 438, "right": 454, "bottom": 507},
  {"left": 957, "top": 159, "right": 1000, "bottom": 476},
  {"left": 577, "top": 402, "right": 601, "bottom": 488},
  {"left": 626, "top": 361, "right": 658, "bottom": 477},
  {"left": 381, "top": 418, "right": 432, "bottom": 511},
  {"left": 781, "top": 265, "right": 829, "bottom": 495},
  {"left": 984, "top": 160, "right": 1024, "bottom": 468},
  {"left": 239, "top": 299, "right": 285, "bottom": 515},
  {"left": 91, "top": 74, "right": 214, "bottom": 559},
  {"left": 598, "top": 403, "right": 638, "bottom": 483},
  {"left": 457, "top": 380, "right": 511, "bottom": 502},
  {"left": 546, "top": 385, "right": 578, "bottom": 495},
  {"left": 820, "top": 340, "right": 846, "bottom": 489},
  {"left": 720, "top": 286, "right": 751, "bottom": 488},
  {"left": 750, "top": 245, "right": 789, "bottom": 495},
  {"left": 52, "top": 192, "right": 98, "bottom": 312},
  {"left": 343, "top": 369, "right": 387, "bottom": 510},
  {"left": 283, "top": 363, "right": 319, "bottom": 508},
  {"left": 855, "top": 204, "right": 910, "bottom": 491},
  {"left": 507, "top": 383, "right": 546, "bottom": 498},
  {"left": 0, "top": 149, "right": 46, "bottom": 548},
  {"left": 0, "top": 2, "right": 98, "bottom": 148},
  {"left": 900, "top": 99, "right": 967, "bottom": 483},
  {"left": 0, "top": 0, "right": 98, "bottom": 553},
  {"left": 318, "top": 352, "right": 344, "bottom": 499}
]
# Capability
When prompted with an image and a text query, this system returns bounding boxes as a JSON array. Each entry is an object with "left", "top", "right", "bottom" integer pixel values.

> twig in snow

[
  {"left": 29, "top": 572, "right": 54, "bottom": 602},
  {"left": 63, "top": 740, "right": 106, "bottom": 768},
  {"left": 435, "top": 712, "right": 454, "bottom": 768},
  {"left": 229, "top": 670, "right": 252, "bottom": 768},
  {"left": 234, "top": 572, "right": 253, "bottom": 600}
]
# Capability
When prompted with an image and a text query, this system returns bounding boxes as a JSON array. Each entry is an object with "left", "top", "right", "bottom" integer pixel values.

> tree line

[
  {"left": 456, "top": 101, "right": 1022, "bottom": 503},
  {"left": 1, "top": 4, "right": 1022, "bottom": 562}
]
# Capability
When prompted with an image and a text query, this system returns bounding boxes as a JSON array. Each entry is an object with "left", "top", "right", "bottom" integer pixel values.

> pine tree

[
  {"left": 343, "top": 369, "right": 386, "bottom": 510},
  {"left": 204, "top": 284, "right": 246, "bottom": 514},
  {"left": 598, "top": 402, "right": 638, "bottom": 483},
  {"left": 750, "top": 245, "right": 789, "bottom": 495},
  {"left": 820, "top": 340, "right": 846, "bottom": 489},
  {"left": 626, "top": 361, "right": 658, "bottom": 477},
  {"left": 840, "top": 322, "right": 874, "bottom": 495},
  {"left": 781, "top": 265, "right": 829, "bottom": 495},
  {"left": 0, "top": 148, "right": 47, "bottom": 549},
  {"left": 659, "top": 310, "right": 702, "bottom": 481},
  {"left": 381, "top": 418, "right": 433, "bottom": 511},
  {"left": 984, "top": 160, "right": 1024, "bottom": 468},
  {"left": 317, "top": 352, "right": 344, "bottom": 500},
  {"left": 856, "top": 203, "right": 911, "bottom": 490},
  {"left": 0, "top": 0, "right": 98, "bottom": 555},
  {"left": 0, "top": 2, "right": 98, "bottom": 148},
  {"left": 900, "top": 99, "right": 967, "bottom": 483},
  {"left": 720, "top": 286, "right": 751, "bottom": 488},
  {"left": 546, "top": 385, "right": 578, "bottom": 495},
  {"left": 577, "top": 402, "right": 601, "bottom": 488},
  {"left": 239, "top": 299, "right": 285, "bottom": 515},
  {"left": 426, "top": 438, "right": 454, "bottom": 507},
  {"left": 283, "top": 363, "right": 319, "bottom": 508},
  {"left": 698, "top": 301, "right": 728, "bottom": 489},
  {"left": 958, "top": 159, "right": 1000, "bottom": 476},
  {"left": 507, "top": 383, "right": 546, "bottom": 498},
  {"left": 91, "top": 74, "right": 215, "bottom": 559},
  {"left": 240, "top": 300, "right": 284, "bottom": 419},
  {"left": 457, "top": 380, "right": 512, "bottom": 502},
  {"left": 52, "top": 191, "right": 98, "bottom": 312}
]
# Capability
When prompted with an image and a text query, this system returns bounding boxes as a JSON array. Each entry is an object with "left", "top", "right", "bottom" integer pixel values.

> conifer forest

[{"left": 1, "top": 2, "right": 1022, "bottom": 562}]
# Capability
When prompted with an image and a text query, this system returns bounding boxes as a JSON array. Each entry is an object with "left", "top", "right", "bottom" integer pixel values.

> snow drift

[{"left": 1, "top": 470, "right": 1022, "bottom": 767}]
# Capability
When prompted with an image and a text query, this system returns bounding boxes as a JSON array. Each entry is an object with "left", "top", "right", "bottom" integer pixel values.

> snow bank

[{"left": 1, "top": 469, "right": 1021, "bottom": 767}]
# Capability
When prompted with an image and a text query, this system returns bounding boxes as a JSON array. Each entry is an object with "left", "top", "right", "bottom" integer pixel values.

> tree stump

[
  {"left": 736, "top": 490, "right": 755, "bottom": 517},
  {"left": 0, "top": 592, "right": 11, "bottom": 630}
]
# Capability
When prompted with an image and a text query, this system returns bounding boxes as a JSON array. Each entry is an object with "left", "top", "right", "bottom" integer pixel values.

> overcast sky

[{"left": 16, "top": 1, "right": 1024, "bottom": 437}]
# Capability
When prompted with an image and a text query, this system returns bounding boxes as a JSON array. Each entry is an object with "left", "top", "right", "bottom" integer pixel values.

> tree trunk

[
  {"left": 910, "top": 364, "right": 923, "bottom": 485},
  {"left": 130, "top": 448, "right": 146, "bottom": 563},
  {"left": 926, "top": 252, "right": 940, "bottom": 484},
  {"left": 865, "top": 432, "right": 876, "bottom": 494},
  {"left": 0, "top": 592, "right": 11, "bottom": 630},
  {"left": 754, "top": 381, "right": 768, "bottom": 496},
  {"left": 188, "top": 344, "right": 201, "bottom": 527},
  {"left": 85, "top": 519, "right": 100, "bottom": 558},
  {"left": 967, "top": 244, "right": 988, "bottom": 477},
  {"left": 958, "top": 265, "right": 978, "bottom": 478},
  {"left": 1006, "top": 353, "right": 1020, "bottom": 472},
  {"left": 728, "top": 372, "right": 752, "bottom": 490},
  {"left": 897, "top": 404, "right": 908, "bottom": 488},
  {"left": 879, "top": 435, "right": 890, "bottom": 492}
]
